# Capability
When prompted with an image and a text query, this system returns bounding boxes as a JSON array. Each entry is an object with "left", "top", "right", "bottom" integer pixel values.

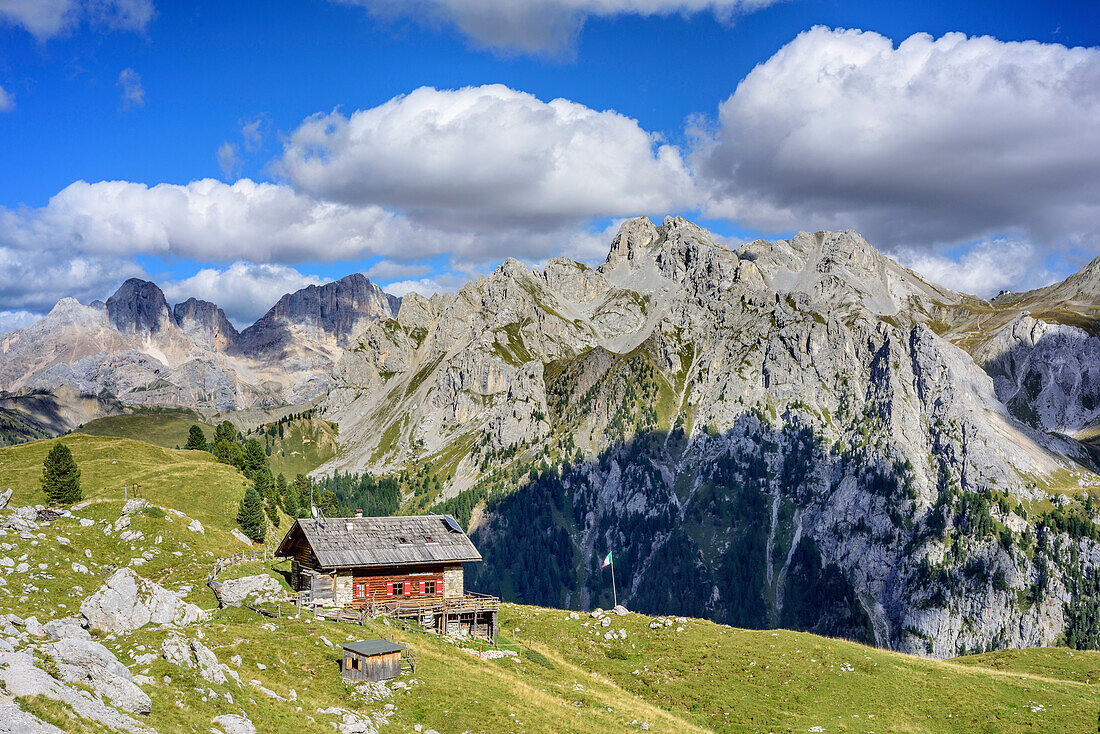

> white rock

[
  {"left": 47, "top": 637, "right": 152, "bottom": 715},
  {"left": 187, "top": 519, "right": 204, "bottom": 534},
  {"left": 80, "top": 567, "right": 205, "bottom": 633},
  {"left": 191, "top": 639, "right": 227, "bottom": 684},
  {"left": 161, "top": 632, "right": 193, "bottom": 668},
  {"left": 218, "top": 574, "right": 287, "bottom": 607},
  {"left": 212, "top": 713, "right": 257, "bottom": 734}
]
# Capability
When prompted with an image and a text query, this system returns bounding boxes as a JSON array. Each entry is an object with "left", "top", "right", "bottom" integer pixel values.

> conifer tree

[
  {"left": 281, "top": 476, "right": 299, "bottom": 519},
  {"left": 185, "top": 425, "right": 207, "bottom": 451},
  {"left": 236, "top": 485, "right": 267, "bottom": 543},
  {"left": 41, "top": 442, "right": 82, "bottom": 504},
  {"left": 275, "top": 473, "right": 287, "bottom": 510},
  {"left": 214, "top": 420, "right": 237, "bottom": 445},
  {"left": 295, "top": 474, "right": 311, "bottom": 517},
  {"left": 243, "top": 438, "right": 267, "bottom": 476}
]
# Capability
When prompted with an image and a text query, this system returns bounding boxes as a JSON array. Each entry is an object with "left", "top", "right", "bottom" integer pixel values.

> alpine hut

[{"left": 275, "top": 514, "right": 498, "bottom": 642}]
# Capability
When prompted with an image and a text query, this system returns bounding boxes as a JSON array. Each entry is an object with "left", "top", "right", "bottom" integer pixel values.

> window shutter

[
  {"left": 420, "top": 580, "right": 426, "bottom": 594},
  {"left": 386, "top": 582, "right": 393, "bottom": 597}
]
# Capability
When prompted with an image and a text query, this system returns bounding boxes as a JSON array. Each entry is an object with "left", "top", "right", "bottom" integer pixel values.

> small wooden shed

[{"left": 341, "top": 639, "right": 406, "bottom": 682}]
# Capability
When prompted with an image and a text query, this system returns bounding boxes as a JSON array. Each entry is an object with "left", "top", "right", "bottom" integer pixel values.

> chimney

[
  {"left": 355, "top": 510, "right": 363, "bottom": 518},
  {"left": 345, "top": 522, "right": 353, "bottom": 534}
]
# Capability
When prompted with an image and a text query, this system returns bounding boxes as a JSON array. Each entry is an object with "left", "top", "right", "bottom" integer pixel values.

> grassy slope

[
  {"left": 1, "top": 435, "right": 1097, "bottom": 733},
  {"left": 74, "top": 408, "right": 214, "bottom": 449},
  {"left": 262, "top": 416, "right": 340, "bottom": 478}
]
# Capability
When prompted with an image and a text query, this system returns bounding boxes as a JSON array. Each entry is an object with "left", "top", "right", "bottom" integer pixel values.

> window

[
  {"left": 393, "top": 581, "right": 405, "bottom": 596},
  {"left": 348, "top": 657, "right": 360, "bottom": 671},
  {"left": 353, "top": 582, "right": 367, "bottom": 599},
  {"left": 397, "top": 536, "right": 409, "bottom": 544},
  {"left": 424, "top": 580, "right": 436, "bottom": 595},
  {"left": 425, "top": 536, "right": 434, "bottom": 543}
]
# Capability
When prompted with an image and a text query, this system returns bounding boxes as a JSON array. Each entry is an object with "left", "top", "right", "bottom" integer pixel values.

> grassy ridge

[{"left": 75, "top": 408, "right": 214, "bottom": 450}]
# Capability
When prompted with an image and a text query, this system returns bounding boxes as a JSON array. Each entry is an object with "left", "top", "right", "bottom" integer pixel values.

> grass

[
  {"left": 2, "top": 433, "right": 1099, "bottom": 732},
  {"left": 264, "top": 417, "right": 340, "bottom": 478},
  {"left": 74, "top": 407, "right": 214, "bottom": 449}
]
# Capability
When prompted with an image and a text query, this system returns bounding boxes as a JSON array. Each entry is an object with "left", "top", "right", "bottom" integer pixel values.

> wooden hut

[
  {"left": 275, "top": 514, "right": 499, "bottom": 642},
  {"left": 341, "top": 639, "right": 405, "bottom": 682}
]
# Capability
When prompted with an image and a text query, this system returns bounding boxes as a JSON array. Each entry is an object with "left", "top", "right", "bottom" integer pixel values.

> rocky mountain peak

[
  {"left": 604, "top": 216, "right": 659, "bottom": 265},
  {"left": 172, "top": 298, "right": 239, "bottom": 352},
  {"left": 238, "top": 272, "right": 400, "bottom": 355},
  {"left": 105, "top": 278, "right": 176, "bottom": 336}
]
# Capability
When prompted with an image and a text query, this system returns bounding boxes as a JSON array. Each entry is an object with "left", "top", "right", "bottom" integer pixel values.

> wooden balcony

[{"left": 347, "top": 591, "right": 500, "bottom": 619}]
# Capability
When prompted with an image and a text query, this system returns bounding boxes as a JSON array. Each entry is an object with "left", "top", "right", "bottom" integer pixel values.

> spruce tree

[
  {"left": 41, "top": 442, "right": 81, "bottom": 504},
  {"left": 185, "top": 425, "right": 207, "bottom": 451},
  {"left": 243, "top": 438, "right": 267, "bottom": 476},
  {"left": 214, "top": 420, "right": 237, "bottom": 445},
  {"left": 281, "top": 476, "right": 299, "bottom": 518},
  {"left": 295, "top": 474, "right": 311, "bottom": 517},
  {"left": 236, "top": 485, "right": 267, "bottom": 543},
  {"left": 275, "top": 473, "right": 287, "bottom": 510}
]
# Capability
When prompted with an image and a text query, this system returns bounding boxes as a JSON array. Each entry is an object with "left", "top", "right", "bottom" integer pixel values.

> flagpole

[{"left": 610, "top": 555, "right": 617, "bottom": 608}]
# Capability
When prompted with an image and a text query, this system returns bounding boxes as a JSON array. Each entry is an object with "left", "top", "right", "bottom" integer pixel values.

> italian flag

[{"left": 601, "top": 551, "right": 612, "bottom": 568}]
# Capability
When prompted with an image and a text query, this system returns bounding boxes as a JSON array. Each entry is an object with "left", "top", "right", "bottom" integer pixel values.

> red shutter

[
  {"left": 386, "top": 582, "right": 393, "bottom": 597},
  {"left": 420, "top": 580, "right": 426, "bottom": 594}
]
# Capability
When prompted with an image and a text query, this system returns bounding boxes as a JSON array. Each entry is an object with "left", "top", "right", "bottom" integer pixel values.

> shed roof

[
  {"left": 342, "top": 639, "right": 406, "bottom": 657},
  {"left": 274, "top": 514, "right": 482, "bottom": 568}
]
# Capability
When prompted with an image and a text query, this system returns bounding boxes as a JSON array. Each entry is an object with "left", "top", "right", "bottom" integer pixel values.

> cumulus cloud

[
  {"left": 279, "top": 84, "right": 695, "bottom": 232},
  {"left": 0, "top": 178, "right": 457, "bottom": 263},
  {"left": 694, "top": 27, "right": 1100, "bottom": 256},
  {"left": 363, "top": 260, "right": 434, "bottom": 281},
  {"left": 0, "top": 0, "right": 154, "bottom": 40},
  {"left": 0, "top": 244, "right": 145, "bottom": 313},
  {"left": 0, "top": 309, "right": 41, "bottom": 335},
  {"left": 161, "top": 262, "right": 325, "bottom": 327},
  {"left": 0, "top": 85, "right": 13, "bottom": 112},
  {"left": 893, "top": 239, "right": 1058, "bottom": 297},
  {"left": 117, "top": 68, "right": 144, "bottom": 108},
  {"left": 334, "top": 0, "right": 780, "bottom": 55}
]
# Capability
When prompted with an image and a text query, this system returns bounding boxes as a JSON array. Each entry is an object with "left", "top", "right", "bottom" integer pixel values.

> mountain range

[{"left": 4, "top": 215, "right": 1100, "bottom": 658}]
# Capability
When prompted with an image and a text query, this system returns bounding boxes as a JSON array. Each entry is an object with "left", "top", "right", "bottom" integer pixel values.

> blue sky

[{"left": 1, "top": 0, "right": 1098, "bottom": 329}]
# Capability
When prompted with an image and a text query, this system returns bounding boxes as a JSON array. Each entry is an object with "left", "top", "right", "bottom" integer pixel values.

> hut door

[{"left": 310, "top": 571, "right": 334, "bottom": 602}]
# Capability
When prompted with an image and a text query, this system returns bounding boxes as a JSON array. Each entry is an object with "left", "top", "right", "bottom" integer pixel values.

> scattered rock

[
  {"left": 212, "top": 713, "right": 257, "bottom": 734},
  {"left": 122, "top": 499, "right": 149, "bottom": 515},
  {"left": 161, "top": 632, "right": 193, "bottom": 668},
  {"left": 218, "top": 574, "right": 288, "bottom": 607},
  {"left": 613, "top": 605, "right": 629, "bottom": 616},
  {"left": 600, "top": 616, "right": 611, "bottom": 628},
  {"left": 0, "top": 488, "right": 11, "bottom": 510},
  {"left": 187, "top": 519, "right": 204, "bottom": 534},
  {"left": 0, "top": 702, "right": 66, "bottom": 733},
  {"left": 80, "top": 567, "right": 204, "bottom": 633},
  {"left": 43, "top": 617, "right": 91, "bottom": 640},
  {"left": 230, "top": 528, "right": 253, "bottom": 546},
  {"left": 192, "top": 639, "right": 228, "bottom": 684},
  {"left": 46, "top": 637, "right": 152, "bottom": 715}
]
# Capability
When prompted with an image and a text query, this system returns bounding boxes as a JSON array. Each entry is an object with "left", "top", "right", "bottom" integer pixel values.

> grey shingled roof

[
  {"left": 342, "top": 639, "right": 405, "bottom": 657},
  {"left": 275, "top": 515, "right": 482, "bottom": 568}
]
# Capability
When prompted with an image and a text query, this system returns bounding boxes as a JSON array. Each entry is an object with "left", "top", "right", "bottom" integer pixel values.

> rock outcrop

[
  {"left": 80, "top": 568, "right": 204, "bottom": 633},
  {"left": 47, "top": 637, "right": 152, "bottom": 715},
  {"left": 217, "top": 574, "right": 289, "bottom": 608}
]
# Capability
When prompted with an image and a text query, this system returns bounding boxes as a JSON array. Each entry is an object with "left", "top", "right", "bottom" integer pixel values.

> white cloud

[
  {"left": 0, "top": 0, "right": 153, "bottom": 40},
  {"left": 694, "top": 27, "right": 1100, "bottom": 256},
  {"left": 161, "top": 262, "right": 325, "bottom": 327},
  {"left": 334, "top": 0, "right": 780, "bottom": 56},
  {"left": 0, "top": 244, "right": 145, "bottom": 313},
  {"left": 0, "top": 309, "right": 40, "bottom": 335},
  {"left": 217, "top": 142, "right": 239, "bottom": 179},
  {"left": 381, "top": 274, "right": 467, "bottom": 298},
  {"left": 363, "top": 260, "right": 433, "bottom": 281},
  {"left": 893, "top": 239, "right": 1057, "bottom": 297},
  {"left": 279, "top": 84, "right": 695, "bottom": 231},
  {"left": 0, "top": 85, "right": 13, "bottom": 112},
  {"left": 0, "top": 178, "right": 456, "bottom": 263},
  {"left": 117, "top": 67, "right": 144, "bottom": 108},
  {"left": 240, "top": 118, "right": 263, "bottom": 151}
]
